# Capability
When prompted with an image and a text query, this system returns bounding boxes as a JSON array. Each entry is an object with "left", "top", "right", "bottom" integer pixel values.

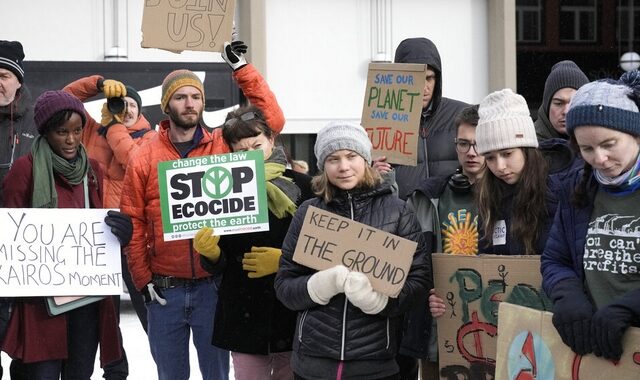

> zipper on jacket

[
  {"left": 298, "top": 310, "right": 308, "bottom": 342},
  {"left": 386, "top": 317, "right": 390, "bottom": 349},
  {"left": 339, "top": 192, "right": 355, "bottom": 360}
]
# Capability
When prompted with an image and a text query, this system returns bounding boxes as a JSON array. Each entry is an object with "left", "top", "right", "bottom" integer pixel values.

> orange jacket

[
  {"left": 120, "top": 63, "right": 284, "bottom": 290},
  {"left": 63, "top": 75, "right": 157, "bottom": 208}
]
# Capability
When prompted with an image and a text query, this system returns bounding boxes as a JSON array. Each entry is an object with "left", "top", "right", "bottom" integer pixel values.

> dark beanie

[
  {"left": 566, "top": 70, "right": 640, "bottom": 136},
  {"left": 0, "top": 40, "right": 25, "bottom": 83},
  {"left": 542, "top": 60, "right": 589, "bottom": 115},
  {"left": 125, "top": 85, "right": 142, "bottom": 110},
  {"left": 34, "top": 91, "right": 87, "bottom": 135}
]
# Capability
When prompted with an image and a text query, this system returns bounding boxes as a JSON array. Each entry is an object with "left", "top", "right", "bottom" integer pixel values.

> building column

[
  {"left": 236, "top": 0, "right": 267, "bottom": 75},
  {"left": 488, "top": 0, "right": 517, "bottom": 91}
]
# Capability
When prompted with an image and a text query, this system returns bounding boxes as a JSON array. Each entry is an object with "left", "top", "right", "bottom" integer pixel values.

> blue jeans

[{"left": 146, "top": 279, "right": 229, "bottom": 380}]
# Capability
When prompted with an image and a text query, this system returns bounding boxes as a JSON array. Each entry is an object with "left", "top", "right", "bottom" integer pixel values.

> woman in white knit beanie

[
  {"left": 474, "top": 89, "right": 553, "bottom": 256},
  {"left": 274, "top": 121, "right": 431, "bottom": 380}
]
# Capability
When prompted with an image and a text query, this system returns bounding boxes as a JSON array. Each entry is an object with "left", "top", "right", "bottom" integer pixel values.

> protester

[
  {"left": 403, "top": 105, "right": 484, "bottom": 378},
  {"left": 120, "top": 40, "right": 284, "bottom": 380},
  {"left": 1, "top": 90, "right": 132, "bottom": 379},
  {"left": 0, "top": 39, "right": 38, "bottom": 379},
  {"left": 474, "top": 88, "right": 560, "bottom": 255},
  {"left": 391, "top": 37, "right": 469, "bottom": 200},
  {"left": 196, "top": 105, "right": 312, "bottom": 380},
  {"left": 534, "top": 60, "right": 589, "bottom": 141},
  {"left": 541, "top": 71, "right": 640, "bottom": 361},
  {"left": 274, "top": 121, "right": 431, "bottom": 380}
]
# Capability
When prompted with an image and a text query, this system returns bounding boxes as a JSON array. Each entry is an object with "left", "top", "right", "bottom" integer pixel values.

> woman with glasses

[{"left": 474, "top": 89, "right": 566, "bottom": 256}]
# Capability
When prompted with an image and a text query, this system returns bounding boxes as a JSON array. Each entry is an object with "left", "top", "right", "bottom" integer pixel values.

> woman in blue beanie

[
  {"left": 1, "top": 90, "right": 132, "bottom": 379},
  {"left": 274, "top": 121, "right": 430, "bottom": 380},
  {"left": 541, "top": 70, "right": 640, "bottom": 361}
]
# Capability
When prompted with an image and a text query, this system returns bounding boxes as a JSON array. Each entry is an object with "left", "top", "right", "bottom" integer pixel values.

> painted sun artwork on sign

[{"left": 442, "top": 209, "right": 478, "bottom": 255}]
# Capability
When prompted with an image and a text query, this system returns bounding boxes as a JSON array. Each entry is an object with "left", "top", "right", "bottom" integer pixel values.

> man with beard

[{"left": 120, "top": 41, "right": 285, "bottom": 380}]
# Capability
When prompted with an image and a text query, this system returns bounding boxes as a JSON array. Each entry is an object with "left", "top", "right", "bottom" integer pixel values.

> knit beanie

[
  {"left": 314, "top": 121, "right": 372, "bottom": 171},
  {"left": 542, "top": 60, "right": 589, "bottom": 114},
  {"left": 0, "top": 40, "right": 25, "bottom": 83},
  {"left": 125, "top": 85, "right": 142, "bottom": 110},
  {"left": 566, "top": 70, "right": 640, "bottom": 136},
  {"left": 34, "top": 90, "right": 87, "bottom": 135},
  {"left": 476, "top": 89, "right": 538, "bottom": 155},
  {"left": 160, "top": 70, "right": 204, "bottom": 112}
]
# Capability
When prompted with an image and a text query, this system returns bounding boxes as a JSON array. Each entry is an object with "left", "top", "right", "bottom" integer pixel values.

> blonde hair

[{"left": 311, "top": 166, "right": 382, "bottom": 203}]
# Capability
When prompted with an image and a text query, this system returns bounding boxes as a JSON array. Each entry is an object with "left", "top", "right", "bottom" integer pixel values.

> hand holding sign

[
  {"left": 194, "top": 227, "right": 221, "bottom": 262},
  {"left": 222, "top": 40, "right": 248, "bottom": 71},
  {"left": 307, "top": 265, "right": 349, "bottom": 305},
  {"left": 243, "top": 246, "right": 281, "bottom": 278},
  {"left": 344, "top": 271, "right": 388, "bottom": 314}
]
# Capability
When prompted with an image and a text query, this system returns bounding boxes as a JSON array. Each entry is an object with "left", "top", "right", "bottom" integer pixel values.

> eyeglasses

[
  {"left": 223, "top": 111, "right": 263, "bottom": 127},
  {"left": 454, "top": 138, "right": 478, "bottom": 153}
]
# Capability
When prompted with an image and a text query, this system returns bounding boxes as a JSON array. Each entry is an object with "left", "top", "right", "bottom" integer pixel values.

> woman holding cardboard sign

[
  {"left": 274, "top": 121, "right": 430, "bottom": 380},
  {"left": 1, "top": 90, "right": 132, "bottom": 379},
  {"left": 542, "top": 71, "right": 640, "bottom": 361}
]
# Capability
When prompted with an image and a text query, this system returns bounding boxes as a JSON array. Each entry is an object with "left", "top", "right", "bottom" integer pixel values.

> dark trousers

[
  {"left": 294, "top": 372, "right": 400, "bottom": 380},
  {"left": 396, "top": 354, "right": 419, "bottom": 380},
  {"left": 121, "top": 254, "right": 148, "bottom": 333},
  {"left": 102, "top": 294, "right": 129, "bottom": 380}
]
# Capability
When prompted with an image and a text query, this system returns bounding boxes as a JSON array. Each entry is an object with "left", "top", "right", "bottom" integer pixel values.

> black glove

[
  {"left": 549, "top": 277, "right": 595, "bottom": 355},
  {"left": 591, "top": 288, "right": 640, "bottom": 360},
  {"left": 141, "top": 282, "right": 167, "bottom": 305},
  {"left": 104, "top": 210, "right": 133, "bottom": 246},
  {"left": 221, "top": 40, "right": 248, "bottom": 71}
]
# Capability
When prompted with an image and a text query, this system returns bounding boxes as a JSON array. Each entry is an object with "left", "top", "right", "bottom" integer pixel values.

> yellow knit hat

[{"left": 160, "top": 70, "right": 205, "bottom": 112}]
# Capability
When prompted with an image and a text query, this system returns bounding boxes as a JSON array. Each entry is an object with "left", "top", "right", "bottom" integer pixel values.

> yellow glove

[
  {"left": 100, "top": 102, "right": 126, "bottom": 127},
  {"left": 102, "top": 79, "right": 127, "bottom": 98},
  {"left": 193, "top": 227, "right": 221, "bottom": 262},
  {"left": 242, "top": 246, "right": 282, "bottom": 278}
]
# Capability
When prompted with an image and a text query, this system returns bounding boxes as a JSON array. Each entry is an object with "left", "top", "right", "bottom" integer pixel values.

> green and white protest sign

[{"left": 158, "top": 150, "right": 269, "bottom": 241}]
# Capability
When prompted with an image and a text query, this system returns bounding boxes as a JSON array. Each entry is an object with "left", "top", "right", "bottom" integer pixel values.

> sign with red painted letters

[
  {"left": 361, "top": 63, "right": 426, "bottom": 166},
  {"left": 496, "top": 302, "right": 640, "bottom": 380}
]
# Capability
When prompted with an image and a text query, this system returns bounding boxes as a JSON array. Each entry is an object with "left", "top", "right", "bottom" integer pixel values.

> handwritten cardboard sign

[
  {"left": 0, "top": 208, "right": 122, "bottom": 297},
  {"left": 496, "top": 302, "right": 640, "bottom": 379},
  {"left": 158, "top": 150, "right": 269, "bottom": 241},
  {"left": 141, "top": 0, "right": 236, "bottom": 53},
  {"left": 432, "top": 254, "right": 552, "bottom": 379},
  {"left": 361, "top": 63, "right": 426, "bottom": 166},
  {"left": 292, "top": 206, "right": 416, "bottom": 297}
]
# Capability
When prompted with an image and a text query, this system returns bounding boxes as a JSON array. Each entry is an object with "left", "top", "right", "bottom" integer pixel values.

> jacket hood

[
  {"left": 394, "top": 37, "right": 442, "bottom": 112},
  {"left": 538, "top": 137, "right": 579, "bottom": 175},
  {"left": 534, "top": 105, "right": 565, "bottom": 140}
]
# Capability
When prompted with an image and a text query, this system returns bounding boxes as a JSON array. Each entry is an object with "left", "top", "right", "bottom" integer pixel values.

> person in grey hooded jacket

[{"left": 391, "top": 37, "right": 469, "bottom": 200}]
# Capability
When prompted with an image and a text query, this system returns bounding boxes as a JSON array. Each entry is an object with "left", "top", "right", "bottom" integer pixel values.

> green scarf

[
  {"left": 31, "top": 136, "right": 90, "bottom": 208},
  {"left": 265, "top": 147, "right": 300, "bottom": 219}
]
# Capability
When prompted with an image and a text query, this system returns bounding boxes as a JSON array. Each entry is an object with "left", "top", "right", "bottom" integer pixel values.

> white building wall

[{"left": 2, "top": 0, "right": 490, "bottom": 134}]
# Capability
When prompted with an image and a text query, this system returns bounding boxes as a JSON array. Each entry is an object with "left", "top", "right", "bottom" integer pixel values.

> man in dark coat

[{"left": 391, "top": 37, "right": 469, "bottom": 200}]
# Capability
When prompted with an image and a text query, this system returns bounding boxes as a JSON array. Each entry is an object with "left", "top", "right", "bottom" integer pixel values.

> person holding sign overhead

[
  {"left": 274, "top": 121, "right": 431, "bottom": 380},
  {"left": 1, "top": 90, "right": 132, "bottom": 379},
  {"left": 120, "top": 40, "right": 284, "bottom": 380},
  {"left": 195, "top": 105, "right": 312, "bottom": 380},
  {"left": 542, "top": 71, "right": 640, "bottom": 361}
]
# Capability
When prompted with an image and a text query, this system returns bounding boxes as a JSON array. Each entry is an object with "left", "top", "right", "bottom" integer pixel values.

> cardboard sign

[
  {"left": 361, "top": 63, "right": 426, "bottom": 166},
  {"left": 141, "top": 0, "right": 236, "bottom": 53},
  {"left": 432, "top": 254, "right": 552, "bottom": 379},
  {"left": 496, "top": 302, "right": 640, "bottom": 380},
  {"left": 292, "top": 206, "right": 416, "bottom": 297},
  {"left": 0, "top": 208, "right": 122, "bottom": 297},
  {"left": 158, "top": 150, "right": 269, "bottom": 241}
]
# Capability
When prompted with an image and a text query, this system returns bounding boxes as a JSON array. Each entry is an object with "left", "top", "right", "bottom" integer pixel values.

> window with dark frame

[
  {"left": 516, "top": 0, "right": 543, "bottom": 43},
  {"left": 559, "top": 0, "right": 598, "bottom": 42}
]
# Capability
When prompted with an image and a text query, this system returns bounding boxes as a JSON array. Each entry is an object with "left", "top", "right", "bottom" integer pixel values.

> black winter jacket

[
  {"left": 392, "top": 37, "right": 469, "bottom": 199},
  {"left": 274, "top": 184, "right": 431, "bottom": 376}
]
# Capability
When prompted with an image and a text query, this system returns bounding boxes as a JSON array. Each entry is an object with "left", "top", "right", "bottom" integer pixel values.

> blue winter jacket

[{"left": 540, "top": 168, "right": 597, "bottom": 295}]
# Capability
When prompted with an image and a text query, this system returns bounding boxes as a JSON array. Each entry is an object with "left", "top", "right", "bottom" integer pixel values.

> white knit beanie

[
  {"left": 476, "top": 89, "right": 538, "bottom": 155},
  {"left": 314, "top": 121, "right": 372, "bottom": 171}
]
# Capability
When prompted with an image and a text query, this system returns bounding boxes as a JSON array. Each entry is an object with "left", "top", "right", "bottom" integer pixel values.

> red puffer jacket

[{"left": 120, "top": 63, "right": 285, "bottom": 290}]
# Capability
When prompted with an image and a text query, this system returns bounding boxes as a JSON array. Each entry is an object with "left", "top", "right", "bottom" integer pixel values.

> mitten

[
  {"left": 591, "top": 288, "right": 640, "bottom": 360},
  {"left": 549, "top": 277, "right": 595, "bottom": 355},
  {"left": 142, "top": 283, "right": 167, "bottom": 305},
  {"left": 100, "top": 102, "right": 126, "bottom": 127},
  {"left": 102, "top": 79, "right": 127, "bottom": 99},
  {"left": 104, "top": 210, "right": 133, "bottom": 246},
  {"left": 344, "top": 271, "right": 388, "bottom": 315},
  {"left": 306, "top": 265, "right": 349, "bottom": 305},
  {"left": 193, "top": 227, "right": 221, "bottom": 262},
  {"left": 242, "top": 246, "right": 281, "bottom": 278},
  {"left": 221, "top": 40, "right": 248, "bottom": 71}
]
